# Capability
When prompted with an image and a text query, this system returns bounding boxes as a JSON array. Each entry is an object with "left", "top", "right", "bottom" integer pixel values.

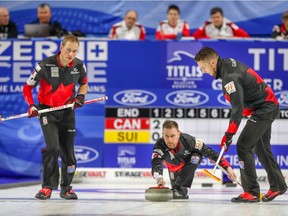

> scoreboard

[
  {"left": 104, "top": 107, "right": 229, "bottom": 144},
  {"left": 104, "top": 107, "right": 288, "bottom": 144}
]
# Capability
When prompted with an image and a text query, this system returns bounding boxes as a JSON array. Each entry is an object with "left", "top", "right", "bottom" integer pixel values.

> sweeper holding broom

[{"left": 150, "top": 120, "right": 237, "bottom": 200}]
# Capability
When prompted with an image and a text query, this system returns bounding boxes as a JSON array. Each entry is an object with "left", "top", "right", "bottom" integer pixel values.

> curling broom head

[{"left": 203, "top": 169, "right": 221, "bottom": 182}]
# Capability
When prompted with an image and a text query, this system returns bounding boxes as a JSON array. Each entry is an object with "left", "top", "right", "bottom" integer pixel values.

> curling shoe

[
  {"left": 35, "top": 188, "right": 52, "bottom": 200},
  {"left": 231, "top": 192, "right": 260, "bottom": 203},
  {"left": 172, "top": 188, "right": 189, "bottom": 199},
  {"left": 60, "top": 186, "right": 78, "bottom": 200},
  {"left": 262, "top": 187, "right": 287, "bottom": 202}
]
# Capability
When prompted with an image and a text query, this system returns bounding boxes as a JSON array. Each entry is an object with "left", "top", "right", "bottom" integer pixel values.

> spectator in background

[
  {"left": 156, "top": 4, "right": 190, "bottom": 40},
  {"left": 31, "top": 3, "right": 67, "bottom": 37},
  {"left": 272, "top": 11, "right": 288, "bottom": 40},
  {"left": 108, "top": 10, "right": 146, "bottom": 40},
  {"left": 0, "top": 7, "right": 18, "bottom": 39},
  {"left": 193, "top": 7, "right": 249, "bottom": 39}
]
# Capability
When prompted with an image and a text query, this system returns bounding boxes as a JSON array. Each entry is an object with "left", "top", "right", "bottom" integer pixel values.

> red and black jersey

[
  {"left": 192, "top": 17, "right": 249, "bottom": 39},
  {"left": 155, "top": 19, "right": 190, "bottom": 40},
  {"left": 216, "top": 57, "right": 278, "bottom": 135},
  {"left": 151, "top": 133, "right": 230, "bottom": 175},
  {"left": 23, "top": 52, "right": 87, "bottom": 107}
]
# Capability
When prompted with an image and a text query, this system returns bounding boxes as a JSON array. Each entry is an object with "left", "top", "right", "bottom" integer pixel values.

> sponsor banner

[
  {"left": 0, "top": 40, "right": 107, "bottom": 95},
  {"left": 74, "top": 138, "right": 104, "bottom": 167},
  {"left": 74, "top": 168, "right": 107, "bottom": 179},
  {"left": 105, "top": 118, "right": 150, "bottom": 130},
  {"left": 105, "top": 41, "right": 288, "bottom": 108},
  {"left": 107, "top": 89, "right": 220, "bottom": 108},
  {"left": 104, "top": 144, "right": 153, "bottom": 168},
  {"left": 104, "top": 144, "right": 288, "bottom": 169},
  {"left": 1, "top": 39, "right": 288, "bottom": 173},
  {"left": 104, "top": 131, "right": 150, "bottom": 143},
  {"left": 201, "top": 145, "right": 288, "bottom": 169},
  {"left": 113, "top": 89, "right": 157, "bottom": 106},
  {"left": 73, "top": 168, "right": 221, "bottom": 185},
  {"left": 70, "top": 167, "right": 288, "bottom": 186}
]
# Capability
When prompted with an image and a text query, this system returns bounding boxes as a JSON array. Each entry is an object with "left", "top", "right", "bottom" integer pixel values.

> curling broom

[{"left": 202, "top": 146, "right": 225, "bottom": 182}]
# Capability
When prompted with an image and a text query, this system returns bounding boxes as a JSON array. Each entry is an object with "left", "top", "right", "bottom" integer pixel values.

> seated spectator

[
  {"left": 156, "top": 4, "right": 190, "bottom": 40},
  {"left": 272, "top": 11, "right": 288, "bottom": 40},
  {"left": 31, "top": 3, "right": 66, "bottom": 37},
  {"left": 193, "top": 7, "right": 249, "bottom": 39},
  {"left": 108, "top": 10, "right": 146, "bottom": 40},
  {"left": 0, "top": 7, "right": 18, "bottom": 39}
]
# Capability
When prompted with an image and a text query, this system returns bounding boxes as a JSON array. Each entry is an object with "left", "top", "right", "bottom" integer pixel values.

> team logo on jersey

[
  {"left": 224, "top": 81, "right": 236, "bottom": 94},
  {"left": 195, "top": 138, "right": 203, "bottom": 150},
  {"left": 191, "top": 156, "right": 200, "bottom": 164},
  {"left": 152, "top": 152, "right": 161, "bottom": 159},
  {"left": 42, "top": 116, "right": 48, "bottom": 125},
  {"left": 51, "top": 67, "right": 59, "bottom": 77}
]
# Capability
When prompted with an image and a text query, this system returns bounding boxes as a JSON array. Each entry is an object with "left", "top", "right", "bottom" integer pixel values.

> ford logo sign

[
  {"left": 74, "top": 145, "right": 99, "bottom": 163},
  {"left": 166, "top": 90, "right": 209, "bottom": 106},
  {"left": 275, "top": 91, "right": 288, "bottom": 107},
  {"left": 217, "top": 93, "right": 230, "bottom": 106},
  {"left": 113, "top": 89, "right": 157, "bottom": 106}
]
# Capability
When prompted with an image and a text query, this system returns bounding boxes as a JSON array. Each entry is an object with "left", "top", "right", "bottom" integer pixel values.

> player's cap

[{"left": 282, "top": 11, "right": 288, "bottom": 19}]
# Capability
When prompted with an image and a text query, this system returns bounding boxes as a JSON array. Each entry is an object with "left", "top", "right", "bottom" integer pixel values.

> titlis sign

[{"left": 166, "top": 51, "right": 204, "bottom": 89}]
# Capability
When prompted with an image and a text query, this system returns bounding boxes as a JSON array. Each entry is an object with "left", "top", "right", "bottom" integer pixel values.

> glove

[
  {"left": 73, "top": 94, "right": 85, "bottom": 109},
  {"left": 28, "top": 104, "right": 38, "bottom": 118},
  {"left": 220, "top": 132, "right": 233, "bottom": 152},
  {"left": 153, "top": 172, "right": 166, "bottom": 187},
  {"left": 157, "top": 177, "right": 165, "bottom": 187}
]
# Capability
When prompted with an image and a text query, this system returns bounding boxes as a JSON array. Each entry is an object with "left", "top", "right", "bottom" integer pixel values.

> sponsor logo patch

[
  {"left": 224, "top": 81, "right": 236, "bottom": 94},
  {"left": 71, "top": 68, "right": 79, "bottom": 74},
  {"left": 51, "top": 67, "right": 59, "bottom": 77},
  {"left": 42, "top": 116, "right": 48, "bottom": 125},
  {"left": 67, "top": 165, "right": 76, "bottom": 173}
]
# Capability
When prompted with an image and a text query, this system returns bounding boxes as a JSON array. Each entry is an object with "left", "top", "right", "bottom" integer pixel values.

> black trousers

[
  {"left": 169, "top": 153, "right": 202, "bottom": 195},
  {"left": 39, "top": 105, "right": 77, "bottom": 192},
  {"left": 237, "top": 107, "right": 287, "bottom": 196}
]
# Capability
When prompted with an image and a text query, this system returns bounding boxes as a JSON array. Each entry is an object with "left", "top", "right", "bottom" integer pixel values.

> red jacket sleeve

[
  {"left": 182, "top": 22, "right": 190, "bottom": 37},
  {"left": 192, "top": 26, "right": 210, "bottom": 39},
  {"left": 229, "top": 23, "right": 250, "bottom": 38},
  {"left": 23, "top": 83, "right": 35, "bottom": 106},
  {"left": 138, "top": 25, "right": 146, "bottom": 40}
]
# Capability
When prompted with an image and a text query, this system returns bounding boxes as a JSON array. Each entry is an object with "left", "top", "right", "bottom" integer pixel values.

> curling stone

[{"left": 145, "top": 186, "right": 173, "bottom": 202}]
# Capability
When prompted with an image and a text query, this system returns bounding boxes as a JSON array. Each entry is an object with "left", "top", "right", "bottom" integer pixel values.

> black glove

[
  {"left": 28, "top": 104, "right": 39, "bottom": 118},
  {"left": 73, "top": 94, "right": 85, "bottom": 109},
  {"left": 220, "top": 132, "right": 233, "bottom": 152}
]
